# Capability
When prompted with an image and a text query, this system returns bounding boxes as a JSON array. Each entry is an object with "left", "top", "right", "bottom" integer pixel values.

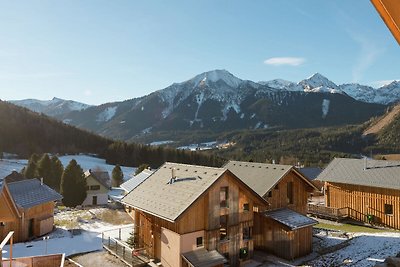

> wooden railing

[{"left": 307, "top": 204, "right": 349, "bottom": 220}]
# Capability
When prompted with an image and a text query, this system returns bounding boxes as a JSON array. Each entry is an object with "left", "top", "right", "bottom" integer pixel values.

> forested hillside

[{"left": 0, "top": 100, "right": 222, "bottom": 168}]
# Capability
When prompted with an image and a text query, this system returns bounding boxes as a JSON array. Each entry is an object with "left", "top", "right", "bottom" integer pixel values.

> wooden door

[{"left": 92, "top": 196, "right": 97, "bottom": 205}]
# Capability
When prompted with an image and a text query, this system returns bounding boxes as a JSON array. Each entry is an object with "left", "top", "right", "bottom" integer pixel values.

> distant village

[{"left": 1, "top": 155, "right": 400, "bottom": 267}]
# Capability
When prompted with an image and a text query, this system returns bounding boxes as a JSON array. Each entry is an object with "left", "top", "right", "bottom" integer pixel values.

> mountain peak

[
  {"left": 300, "top": 72, "right": 338, "bottom": 89},
  {"left": 190, "top": 69, "right": 243, "bottom": 88}
]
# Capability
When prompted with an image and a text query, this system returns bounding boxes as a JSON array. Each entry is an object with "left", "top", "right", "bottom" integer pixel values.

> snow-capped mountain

[
  {"left": 10, "top": 97, "right": 91, "bottom": 116},
  {"left": 261, "top": 73, "right": 400, "bottom": 105},
  {"left": 55, "top": 70, "right": 386, "bottom": 141}
]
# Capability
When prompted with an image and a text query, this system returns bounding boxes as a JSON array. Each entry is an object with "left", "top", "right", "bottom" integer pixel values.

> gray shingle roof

[
  {"left": 120, "top": 169, "right": 154, "bottom": 193},
  {"left": 122, "top": 162, "right": 227, "bottom": 222},
  {"left": 263, "top": 208, "right": 318, "bottom": 230},
  {"left": 224, "top": 161, "right": 293, "bottom": 198},
  {"left": 317, "top": 158, "right": 400, "bottom": 190},
  {"left": 182, "top": 248, "right": 227, "bottom": 267},
  {"left": 85, "top": 170, "right": 111, "bottom": 189},
  {"left": 8, "top": 179, "right": 63, "bottom": 208}
]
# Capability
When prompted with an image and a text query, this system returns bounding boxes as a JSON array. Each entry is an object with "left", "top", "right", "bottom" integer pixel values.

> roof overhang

[{"left": 371, "top": 0, "right": 400, "bottom": 44}]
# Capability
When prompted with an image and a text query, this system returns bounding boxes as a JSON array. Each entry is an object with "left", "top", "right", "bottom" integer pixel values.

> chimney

[
  {"left": 364, "top": 157, "right": 368, "bottom": 171},
  {"left": 40, "top": 178, "right": 43, "bottom": 185},
  {"left": 170, "top": 168, "right": 177, "bottom": 184}
]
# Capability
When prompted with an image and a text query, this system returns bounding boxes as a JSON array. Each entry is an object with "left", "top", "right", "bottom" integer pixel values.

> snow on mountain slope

[
  {"left": 96, "top": 106, "right": 118, "bottom": 122},
  {"left": 261, "top": 73, "right": 400, "bottom": 105},
  {"left": 10, "top": 97, "right": 91, "bottom": 116}
]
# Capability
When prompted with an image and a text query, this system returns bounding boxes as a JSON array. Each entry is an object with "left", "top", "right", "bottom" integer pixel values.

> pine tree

[
  {"left": 50, "top": 155, "right": 64, "bottom": 192},
  {"left": 24, "top": 153, "right": 40, "bottom": 178},
  {"left": 37, "top": 153, "right": 52, "bottom": 186},
  {"left": 60, "top": 159, "right": 87, "bottom": 207},
  {"left": 112, "top": 164, "right": 124, "bottom": 187},
  {"left": 135, "top": 163, "right": 149, "bottom": 175}
]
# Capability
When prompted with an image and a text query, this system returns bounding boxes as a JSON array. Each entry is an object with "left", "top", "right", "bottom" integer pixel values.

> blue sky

[{"left": 0, "top": 0, "right": 398, "bottom": 105}]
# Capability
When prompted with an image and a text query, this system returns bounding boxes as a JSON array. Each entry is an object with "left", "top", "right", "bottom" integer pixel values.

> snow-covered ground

[
  {"left": 308, "top": 231, "right": 400, "bottom": 267},
  {"left": 2, "top": 207, "right": 133, "bottom": 259},
  {"left": 0, "top": 154, "right": 136, "bottom": 181}
]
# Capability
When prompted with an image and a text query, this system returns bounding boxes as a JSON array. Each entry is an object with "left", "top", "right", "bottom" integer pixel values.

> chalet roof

[
  {"left": 7, "top": 179, "right": 63, "bottom": 208},
  {"left": 120, "top": 169, "right": 154, "bottom": 193},
  {"left": 182, "top": 248, "right": 227, "bottom": 267},
  {"left": 122, "top": 162, "right": 227, "bottom": 222},
  {"left": 263, "top": 208, "right": 318, "bottom": 230},
  {"left": 84, "top": 170, "right": 111, "bottom": 189},
  {"left": 317, "top": 158, "right": 400, "bottom": 190},
  {"left": 4, "top": 171, "right": 25, "bottom": 183},
  {"left": 224, "top": 161, "right": 293, "bottom": 198}
]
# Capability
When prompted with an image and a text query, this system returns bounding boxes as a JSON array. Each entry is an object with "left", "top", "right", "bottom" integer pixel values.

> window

[
  {"left": 220, "top": 215, "right": 228, "bottom": 241},
  {"left": 267, "top": 191, "right": 272, "bottom": 198},
  {"left": 239, "top": 247, "right": 249, "bottom": 259},
  {"left": 287, "top": 181, "right": 293, "bottom": 204},
  {"left": 243, "top": 203, "right": 249, "bottom": 211},
  {"left": 385, "top": 204, "right": 393, "bottom": 215},
  {"left": 243, "top": 227, "right": 252, "bottom": 240},
  {"left": 220, "top": 187, "right": 229, "bottom": 208},
  {"left": 196, "top": 236, "right": 203, "bottom": 247},
  {"left": 90, "top": 185, "right": 101, "bottom": 191}
]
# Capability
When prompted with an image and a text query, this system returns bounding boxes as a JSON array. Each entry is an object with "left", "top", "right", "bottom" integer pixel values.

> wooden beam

[{"left": 371, "top": 0, "right": 400, "bottom": 44}]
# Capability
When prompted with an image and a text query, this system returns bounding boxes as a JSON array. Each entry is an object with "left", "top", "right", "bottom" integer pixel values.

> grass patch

[
  {"left": 315, "top": 222, "right": 398, "bottom": 233},
  {"left": 94, "top": 209, "right": 133, "bottom": 225},
  {"left": 55, "top": 219, "right": 79, "bottom": 229}
]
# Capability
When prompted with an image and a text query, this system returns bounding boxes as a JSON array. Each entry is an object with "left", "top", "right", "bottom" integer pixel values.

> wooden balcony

[{"left": 307, "top": 204, "right": 349, "bottom": 221}]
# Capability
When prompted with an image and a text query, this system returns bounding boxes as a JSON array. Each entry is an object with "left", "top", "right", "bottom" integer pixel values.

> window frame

[{"left": 385, "top": 204, "right": 393, "bottom": 215}]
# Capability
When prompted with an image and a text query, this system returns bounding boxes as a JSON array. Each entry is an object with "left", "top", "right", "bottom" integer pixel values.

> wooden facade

[
  {"left": 255, "top": 169, "right": 316, "bottom": 260},
  {"left": 325, "top": 181, "right": 400, "bottom": 229},
  {"left": 264, "top": 170, "right": 313, "bottom": 215}
]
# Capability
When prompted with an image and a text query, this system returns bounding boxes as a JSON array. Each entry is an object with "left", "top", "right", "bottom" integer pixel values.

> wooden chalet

[
  {"left": 122, "top": 162, "right": 269, "bottom": 267},
  {"left": 225, "top": 161, "right": 318, "bottom": 260},
  {"left": 318, "top": 158, "right": 400, "bottom": 229},
  {"left": 0, "top": 178, "right": 62, "bottom": 242}
]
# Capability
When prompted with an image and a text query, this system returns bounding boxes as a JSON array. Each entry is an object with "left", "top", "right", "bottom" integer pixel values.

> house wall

[
  {"left": 264, "top": 170, "right": 312, "bottom": 215},
  {"left": 21, "top": 202, "right": 55, "bottom": 240},
  {"left": 82, "top": 175, "right": 109, "bottom": 206},
  {"left": 325, "top": 181, "right": 400, "bottom": 229},
  {"left": 0, "top": 184, "right": 20, "bottom": 242},
  {"left": 252, "top": 214, "right": 313, "bottom": 260},
  {"left": 160, "top": 228, "right": 205, "bottom": 267}
]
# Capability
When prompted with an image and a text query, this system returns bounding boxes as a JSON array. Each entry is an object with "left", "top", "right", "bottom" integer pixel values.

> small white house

[{"left": 82, "top": 170, "right": 111, "bottom": 206}]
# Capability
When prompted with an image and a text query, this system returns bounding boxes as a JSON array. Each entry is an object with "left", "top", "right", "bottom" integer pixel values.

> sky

[{"left": 0, "top": 0, "right": 399, "bottom": 105}]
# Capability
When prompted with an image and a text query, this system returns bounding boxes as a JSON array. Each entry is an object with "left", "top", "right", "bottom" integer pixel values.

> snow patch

[
  {"left": 240, "top": 113, "right": 245, "bottom": 119},
  {"left": 250, "top": 113, "right": 256, "bottom": 119},
  {"left": 96, "top": 106, "right": 117, "bottom": 122},
  {"left": 322, "top": 99, "right": 330, "bottom": 118}
]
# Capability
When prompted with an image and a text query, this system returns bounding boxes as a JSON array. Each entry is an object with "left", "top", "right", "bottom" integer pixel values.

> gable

[{"left": 0, "top": 184, "right": 20, "bottom": 220}]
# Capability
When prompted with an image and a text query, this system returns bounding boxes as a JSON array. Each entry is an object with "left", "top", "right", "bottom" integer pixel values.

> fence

[
  {"left": 307, "top": 204, "right": 349, "bottom": 220},
  {"left": 102, "top": 227, "right": 149, "bottom": 267}
]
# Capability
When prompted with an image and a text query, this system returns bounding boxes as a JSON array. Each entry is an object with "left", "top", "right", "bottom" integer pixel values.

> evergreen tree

[
  {"left": 60, "top": 159, "right": 87, "bottom": 207},
  {"left": 24, "top": 153, "right": 40, "bottom": 178},
  {"left": 37, "top": 153, "right": 52, "bottom": 186},
  {"left": 135, "top": 163, "right": 149, "bottom": 175},
  {"left": 112, "top": 164, "right": 124, "bottom": 187},
  {"left": 50, "top": 155, "right": 64, "bottom": 192}
]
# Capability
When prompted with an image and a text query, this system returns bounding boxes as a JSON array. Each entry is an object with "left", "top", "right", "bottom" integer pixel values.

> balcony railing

[{"left": 307, "top": 204, "right": 349, "bottom": 220}]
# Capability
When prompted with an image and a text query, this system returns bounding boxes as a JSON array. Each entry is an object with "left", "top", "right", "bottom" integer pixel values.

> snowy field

[{"left": 0, "top": 154, "right": 136, "bottom": 181}]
